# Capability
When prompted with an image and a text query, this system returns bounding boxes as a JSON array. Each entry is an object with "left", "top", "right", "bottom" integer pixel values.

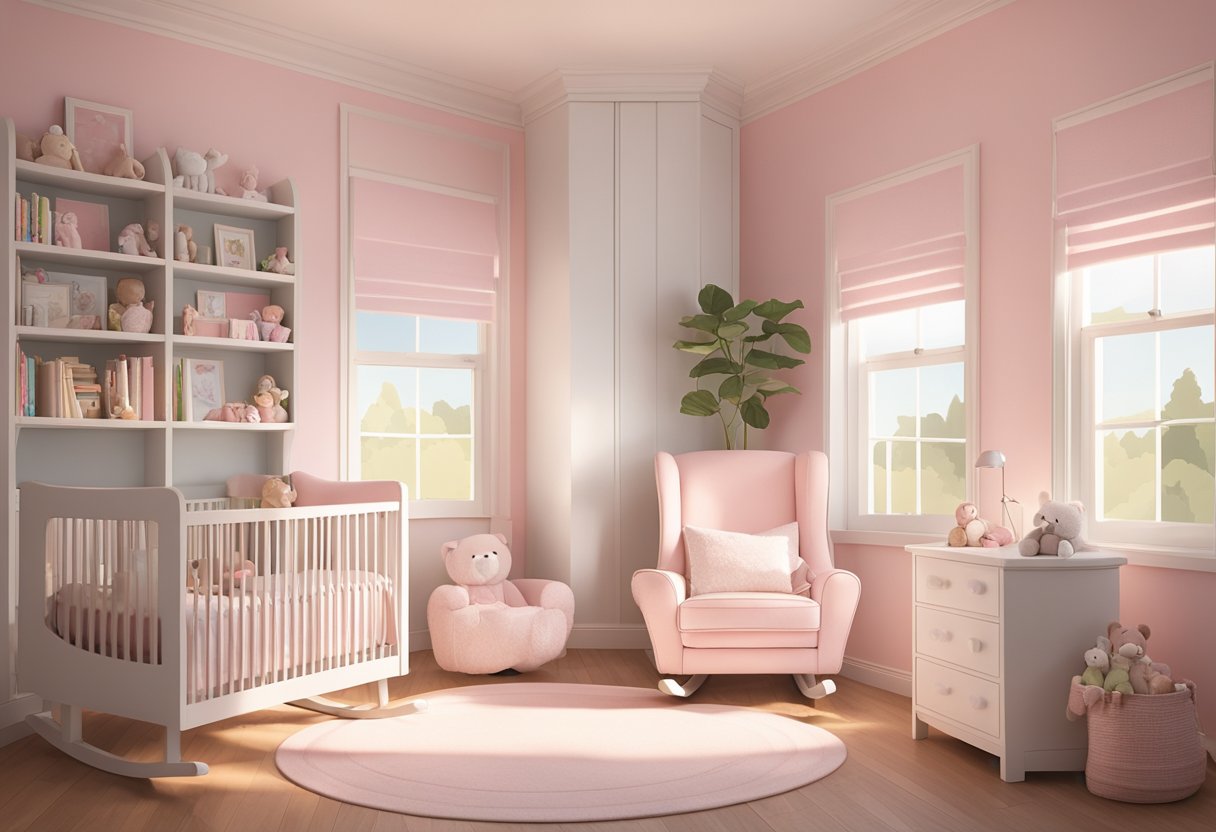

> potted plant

[{"left": 673, "top": 283, "right": 810, "bottom": 449}]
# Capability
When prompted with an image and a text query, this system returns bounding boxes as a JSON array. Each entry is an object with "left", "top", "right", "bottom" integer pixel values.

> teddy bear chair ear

[
  {"left": 441, "top": 540, "right": 459, "bottom": 557},
  {"left": 493, "top": 532, "right": 508, "bottom": 545}
]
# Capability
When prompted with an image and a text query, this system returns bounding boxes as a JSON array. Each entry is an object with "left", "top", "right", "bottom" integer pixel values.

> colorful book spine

[
  {"left": 39, "top": 196, "right": 50, "bottom": 245},
  {"left": 12, "top": 193, "right": 19, "bottom": 241}
]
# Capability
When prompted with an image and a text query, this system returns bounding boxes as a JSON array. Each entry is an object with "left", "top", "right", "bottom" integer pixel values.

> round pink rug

[{"left": 275, "top": 682, "right": 846, "bottom": 822}]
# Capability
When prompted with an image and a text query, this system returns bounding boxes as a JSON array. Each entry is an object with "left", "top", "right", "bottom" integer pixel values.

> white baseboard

[
  {"left": 408, "top": 628, "right": 433, "bottom": 653},
  {"left": 0, "top": 693, "right": 43, "bottom": 748},
  {"left": 567, "top": 624, "right": 650, "bottom": 649},
  {"left": 839, "top": 656, "right": 913, "bottom": 698}
]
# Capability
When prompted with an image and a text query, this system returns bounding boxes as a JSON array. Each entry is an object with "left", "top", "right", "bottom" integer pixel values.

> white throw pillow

[
  {"left": 683, "top": 525, "right": 794, "bottom": 596},
  {"left": 757, "top": 522, "right": 802, "bottom": 574}
]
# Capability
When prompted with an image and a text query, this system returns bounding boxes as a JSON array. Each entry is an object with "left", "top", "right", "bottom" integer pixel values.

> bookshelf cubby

[{"left": 3, "top": 115, "right": 300, "bottom": 509}]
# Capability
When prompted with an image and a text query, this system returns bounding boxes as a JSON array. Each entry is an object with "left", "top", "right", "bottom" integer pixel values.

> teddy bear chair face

[
  {"left": 427, "top": 533, "right": 575, "bottom": 675},
  {"left": 631, "top": 450, "right": 861, "bottom": 699}
]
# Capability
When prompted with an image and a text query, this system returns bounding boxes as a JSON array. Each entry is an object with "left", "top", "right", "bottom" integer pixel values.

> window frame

[
  {"left": 351, "top": 317, "right": 490, "bottom": 518},
  {"left": 1061, "top": 251, "right": 1215, "bottom": 556},
  {"left": 826, "top": 146, "right": 980, "bottom": 535},
  {"left": 338, "top": 104, "right": 511, "bottom": 521}
]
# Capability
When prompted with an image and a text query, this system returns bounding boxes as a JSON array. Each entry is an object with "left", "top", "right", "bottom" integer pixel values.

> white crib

[{"left": 17, "top": 472, "right": 422, "bottom": 778}]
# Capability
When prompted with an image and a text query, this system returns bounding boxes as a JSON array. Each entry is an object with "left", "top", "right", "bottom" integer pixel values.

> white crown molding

[
  {"left": 519, "top": 68, "right": 743, "bottom": 125},
  {"left": 742, "top": 0, "right": 1016, "bottom": 123},
  {"left": 25, "top": 0, "right": 525, "bottom": 129}
]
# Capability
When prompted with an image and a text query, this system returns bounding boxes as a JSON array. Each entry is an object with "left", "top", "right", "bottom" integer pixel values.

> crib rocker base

[{"left": 26, "top": 710, "right": 208, "bottom": 778}]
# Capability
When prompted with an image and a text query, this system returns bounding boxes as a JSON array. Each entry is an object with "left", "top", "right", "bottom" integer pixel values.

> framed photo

[
  {"left": 44, "top": 271, "right": 107, "bottom": 328},
  {"left": 21, "top": 282, "right": 71, "bottom": 328},
  {"left": 214, "top": 224, "right": 256, "bottom": 271},
  {"left": 53, "top": 198, "right": 109, "bottom": 252},
  {"left": 64, "top": 98, "right": 134, "bottom": 175},
  {"left": 186, "top": 358, "right": 224, "bottom": 421},
  {"left": 197, "top": 290, "right": 227, "bottom": 319}
]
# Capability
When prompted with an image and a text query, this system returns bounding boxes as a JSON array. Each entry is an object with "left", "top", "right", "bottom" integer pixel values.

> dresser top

[{"left": 905, "top": 543, "right": 1127, "bottom": 569}]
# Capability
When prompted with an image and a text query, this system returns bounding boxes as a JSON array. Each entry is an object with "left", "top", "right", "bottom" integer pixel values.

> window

[
  {"left": 341, "top": 107, "right": 509, "bottom": 518},
  {"left": 827, "top": 147, "right": 978, "bottom": 533},
  {"left": 1073, "top": 248, "right": 1214, "bottom": 548},
  {"left": 1053, "top": 65, "right": 1215, "bottom": 557}
]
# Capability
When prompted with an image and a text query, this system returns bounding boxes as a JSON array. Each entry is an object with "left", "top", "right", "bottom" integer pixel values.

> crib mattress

[{"left": 53, "top": 570, "right": 398, "bottom": 699}]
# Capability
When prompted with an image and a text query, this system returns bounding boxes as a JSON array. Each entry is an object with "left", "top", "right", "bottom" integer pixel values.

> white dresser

[{"left": 905, "top": 544, "right": 1126, "bottom": 781}]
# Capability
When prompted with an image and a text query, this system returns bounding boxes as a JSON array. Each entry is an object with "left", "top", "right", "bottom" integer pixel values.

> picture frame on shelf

[
  {"left": 185, "top": 358, "right": 224, "bottom": 421},
  {"left": 214, "top": 224, "right": 256, "bottom": 270},
  {"left": 53, "top": 198, "right": 109, "bottom": 252},
  {"left": 21, "top": 282, "right": 71, "bottom": 328},
  {"left": 44, "top": 271, "right": 107, "bottom": 329},
  {"left": 197, "top": 289, "right": 226, "bottom": 319},
  {"left": 64, "top": 97, "right": 134, "bottom": 176}
]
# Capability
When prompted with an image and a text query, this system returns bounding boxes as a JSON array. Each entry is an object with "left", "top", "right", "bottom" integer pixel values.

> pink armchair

[{"left": 632, "top": 450, "right": 860, "bottom": 698}]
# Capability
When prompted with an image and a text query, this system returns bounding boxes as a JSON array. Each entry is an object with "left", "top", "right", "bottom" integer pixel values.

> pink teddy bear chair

[{"left": 427, "top": 533, "right": 574, "bottom": 675}]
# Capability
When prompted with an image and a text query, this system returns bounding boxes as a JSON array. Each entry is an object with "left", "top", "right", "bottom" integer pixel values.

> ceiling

[{"left": 34, "top": 0, "right": 1011, "bottom": 124}]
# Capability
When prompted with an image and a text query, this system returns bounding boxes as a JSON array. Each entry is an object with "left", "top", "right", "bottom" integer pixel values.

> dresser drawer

[
  {"left": 915, "top": 606, "right": 1000, "bottom": 677},
  {"left": 915, "top": 556, "right": 999, "bottom": 617},
  {"left": 915, "top": 658, "right": 1000, "bottom": 738}
]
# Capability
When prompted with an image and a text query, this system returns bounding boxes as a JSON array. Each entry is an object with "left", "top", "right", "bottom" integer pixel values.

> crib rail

[{"left": 181, "top": 500, "right": 403, "bottom": 704}]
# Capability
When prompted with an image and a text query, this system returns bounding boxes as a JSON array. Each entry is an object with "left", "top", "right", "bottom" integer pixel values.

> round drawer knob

[
  {"left": 967, "top": 579, "right": 987, "bottom": 595},
  {"left": 927, "top": 575, "right": 951, "bottom": 589},
  {"left": 936, "top": 683, "right": 952, "bottom": 696},
  {"left": 969, "top": 638, "right": 984, "bottom": 653},
  {"left": 929, "top": 628, "right": 953, "bottom": 642},
  {"left": 969, "top": 695, "right": 988, "bottom": 710}
]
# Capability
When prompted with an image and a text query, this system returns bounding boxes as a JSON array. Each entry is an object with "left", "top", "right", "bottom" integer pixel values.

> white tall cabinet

[{"left": 524, "top": 73, "right": 740, "bottom": 643}]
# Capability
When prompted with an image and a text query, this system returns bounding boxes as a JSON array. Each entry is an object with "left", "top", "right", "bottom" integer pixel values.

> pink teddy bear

[{"left": 948, "top": 502, "right": 1014, "bottom": 548}]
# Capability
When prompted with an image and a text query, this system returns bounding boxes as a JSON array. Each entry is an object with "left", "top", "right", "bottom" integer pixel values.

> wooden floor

[{"left": 0, "top": 649, "right": 1212, "bottom": 832}]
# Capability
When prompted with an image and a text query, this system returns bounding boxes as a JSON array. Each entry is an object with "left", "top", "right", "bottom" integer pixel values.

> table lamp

[{"left": 975, "top": 449, "right": 1022, "bottom": 541}]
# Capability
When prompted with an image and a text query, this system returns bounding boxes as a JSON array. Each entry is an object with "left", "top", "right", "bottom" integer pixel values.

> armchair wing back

[{"left": 656, "top": 449, "right": 833, "bottom": 578}]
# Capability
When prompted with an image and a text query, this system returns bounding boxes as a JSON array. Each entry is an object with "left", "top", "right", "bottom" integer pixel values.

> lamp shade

[{"left": 974, "top": 450, "right": 1006, "bottom": 469}]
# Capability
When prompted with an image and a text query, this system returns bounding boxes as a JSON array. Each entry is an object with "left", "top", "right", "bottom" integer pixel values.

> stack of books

[
  {"left": 16, "top": 351, "right": 155, "bottom": 419},
  {"left": 13, "top": 192, "right": 52, "bottom": 245}
]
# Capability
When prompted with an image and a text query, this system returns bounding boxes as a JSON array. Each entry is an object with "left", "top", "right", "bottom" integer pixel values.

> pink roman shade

[
  {"left": 1055, "top": 68, "right": 1215, "bottom": 271},
  {"left": 834, "top": 163, "right": 967, "bottom": 322},
  {"left": 351, "top": 176, "right": 499, "bottom": 322}
]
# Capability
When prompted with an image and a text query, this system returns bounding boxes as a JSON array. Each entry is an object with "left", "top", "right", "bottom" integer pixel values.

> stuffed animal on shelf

[
  {"left": 1107, "top": 621, "right": 1175, "bottom": 695},
  {"left": 15, "top": 132, "right": 38, "bottom": 162},
  {"left": 174, "top": 224, "right": 197, "bottom": 263},
  {"left": 54, "top": 211, "right": 82, "bottom": 248},
  {"left": 256, "top": 305, "right": 291, "bottom": 342},
  {"left": 254, "top": 374, "right": 289, "bottom": 422},
  {"left": 947, "top": 502, "right": 1014, "bottom": 547},
  {"left": 173, "top": 147, "right": 228, "bottom": 193},
  {"left": 33, "top": 125, "right": 83, "bottom": 171},
  {"left": 427, "top": 533, "right": 575, "bottom": 674},
  {"left": 1018, "top": 491, "right": 1090, "bottom": 557},
  {"left": 259, "top": 246, "right": 295, "bottom": 275},
  {"left": 203, "top": 402, "right": 260, "bottom": 423},
  {"left": 260, "top": 477, "right": 297, "bottom": 509},
  {"left": 107, "top": 277, "right": 154, "bottom": 333},
  {"left": 237, "top": 165, "right": 268, "bottom": 201},
  {"left": 104, "top": 144, "right": 145, "bottom": 180},
  {"left": 117, "top": 223, "right": 156, "bottom": 257}
]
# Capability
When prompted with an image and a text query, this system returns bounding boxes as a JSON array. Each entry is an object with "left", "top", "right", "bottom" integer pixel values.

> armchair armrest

[
  {"left": 511, "top": 578, "right": 575, "bottom": 637},
  {"left": 631, "top": 569, "right": 687, "bottom": 675},
  {"left": 810, "top": 568, "right": 861, "bottom": 675},
  {"left": 427, "top": 584, "right": 471, "bottom": 613}
]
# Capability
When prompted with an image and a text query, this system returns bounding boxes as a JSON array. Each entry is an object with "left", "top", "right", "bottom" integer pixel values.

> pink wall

[
  {"left": 0, "top": 0, "right": 528, "bottom": 558},
  {"left": 741, "top": 0, "right": 1216, "bottom": 726}
]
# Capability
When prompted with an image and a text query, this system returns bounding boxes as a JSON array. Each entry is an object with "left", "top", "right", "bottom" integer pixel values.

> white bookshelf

[{"left": 3, "top": 115, "right": 302, "bottom": 723}]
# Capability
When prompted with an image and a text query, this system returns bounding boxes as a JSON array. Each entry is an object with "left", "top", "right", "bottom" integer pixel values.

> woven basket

[{"left": 1068, "top": 680, "right": 1206, "bottom": 803}]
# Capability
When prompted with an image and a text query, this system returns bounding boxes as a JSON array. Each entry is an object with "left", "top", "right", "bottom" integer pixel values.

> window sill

[
  {"left": 1090, "top": 542, "right": 1216, "bottom": 574},
  {"left": 830, "top": 529, "right": 944, "bottom": 548}
]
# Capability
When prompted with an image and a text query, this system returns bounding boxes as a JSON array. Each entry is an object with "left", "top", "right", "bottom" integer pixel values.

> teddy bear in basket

[{"left": 427, "top": 533, "right": 574, "bottom": 675}]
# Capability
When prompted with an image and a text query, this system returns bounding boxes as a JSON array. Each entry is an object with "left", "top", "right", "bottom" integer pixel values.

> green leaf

[
  {"left": 690, "top": 357, "right": 742, "bottom": 378},
  {"left": 697, "top": 283, "right": 734, "bottom": 315},
  {"left": 722, "top": 300, "right": 759, "bottom": 322},
  {"left": 679, "top": 313, "right": 720, "bottom": 333},
  {"left": 757, "top": 378, "right": 800, "bottom": 393},
  {"left": 752, "top": 298, "right": 804, "bottom": 322},
  {"left": 761, "top": 320, "right": 812, "bottom": 353},
  {"left": 716, "top": 320, "right": 749, "bottom": 340},
  {"left": 740, "top": 395, "right": 770, "bottom": 429},
  {"left": 673, "top": 339, "right": 720, "bottom": 355},
  {"left": 718, "top": 375, "right": 744, "bottom": 403},
  {"left": 758, "top": 384, "right": 800, "bottom": 398},
  {"left": 745, "top": 349, "right": 805, "bottom": 370},
  {"left": 680, "top": 390, "right": 720, "bottom": 417},
  {"left": 742, "top": 333, "right": 774, "bottom": 343}
]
